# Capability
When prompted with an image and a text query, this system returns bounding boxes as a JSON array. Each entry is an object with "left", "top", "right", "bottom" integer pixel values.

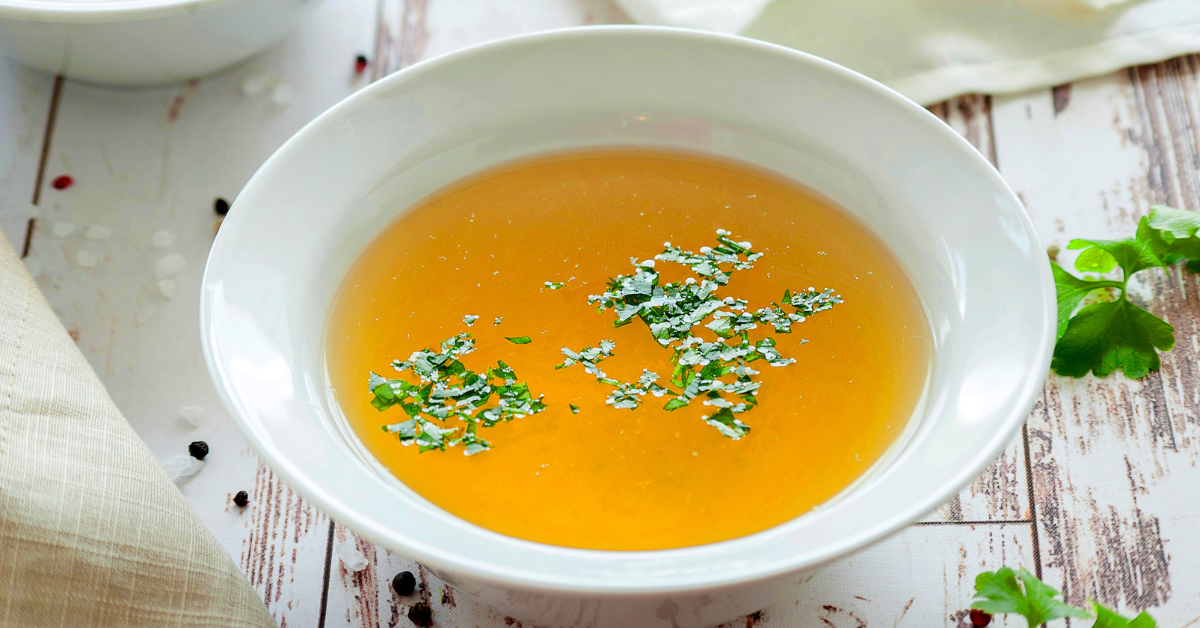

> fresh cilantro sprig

[
  {"left": 971, "top": 567, "right": 1156, "bottom": 628},
  {"left": 1051, "top": 205, "right": 1200, "bottom": 379},
  {"left": 368, "top": 333, "right": 546, "bottom": 455}
]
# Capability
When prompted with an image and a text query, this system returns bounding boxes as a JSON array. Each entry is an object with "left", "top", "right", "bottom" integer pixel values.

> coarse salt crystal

[
  {"left": 179, "top": 405, "right": 206, "bottom": 428},
  {"left": 163, "top": 453, "right": 203, "bottom": 483},
  {"left": 270, "top": 83, "right": 294, "bottom": 105},
  {"left": 53, "top": 222, "right": 76, "bottom": 238},
  {"left": 157, "top": 279, "right": 176, "bottom": 299},
  {"left": 136, "top": 305, "right": 157, "bottom": 323},
  {"left": 151, "top": 229, "right": 177, "bottom": 248},
  {"left": 241, "top": 72, "right": 276, "bottom": 97},
  {"left": 76, "top": 251, "right": 98, "bottom": 268},
  {"left": 84, "top": 225, "right": 113, "bottom": 240},
  {"left": 335, "top": 540, "right": 368, "bottom": 572},
  {"left": 155, "top": 254, "right": 186, "bottom": 279}
]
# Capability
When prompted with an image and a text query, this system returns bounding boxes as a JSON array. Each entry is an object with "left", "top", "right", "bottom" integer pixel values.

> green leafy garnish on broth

[
  {"left": 493, "top": 317, "right": 503, "bottom": 326},
  {"left": 462, "top": 314, "right": 479, "bottom": 327},
  {"left": 569, "top": 404, "right": 580, "bottom": 414},
  {"left": 574, "top": 229, "right": 841, "bottom": 439},
  {"left": 971, "top": 567, "right": 1155, "bottom": 628},
  {"left": 544, "top": 281, "right": 565, "bottom": 290},
  {"left": 1049, "top": 205, "right": 1200, "bottom": 378},
  {"left": 368, "top": 333, "right": 546, "bottom": 454},
  {"left": 506, "top": 336, "right": 532, "bottom": 345},
  {"left": 557, "top": 341, "right": 616, "bottom": 378}
]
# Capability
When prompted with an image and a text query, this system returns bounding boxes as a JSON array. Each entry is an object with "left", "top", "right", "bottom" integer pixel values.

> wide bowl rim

[
  {"left": 201, "top": 25, "right": 1055, "bottom": 595},
  {"left": 0, "top": 0, "right": 246, "bottom": 23}
]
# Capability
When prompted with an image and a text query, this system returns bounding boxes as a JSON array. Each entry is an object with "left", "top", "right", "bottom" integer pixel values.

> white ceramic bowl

[
  {"left": 0, "top": 0, "right": 321, "bottom": 84},
  {"left": 202, "top": 26, "right": 1055, "bottom": 627}
]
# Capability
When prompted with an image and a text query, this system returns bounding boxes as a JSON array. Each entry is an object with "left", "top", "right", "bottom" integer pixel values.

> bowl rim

[
  {"left": 0, "top": 0, "right": 245, "bottom": 23},
  {"left": 201, "top": 24, "right": 1055, "bottom": 595}
]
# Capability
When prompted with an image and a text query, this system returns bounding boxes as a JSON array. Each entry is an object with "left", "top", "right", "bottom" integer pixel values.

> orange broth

[{"left": 325, "top": 150, "right": 930, "bottom": 550}]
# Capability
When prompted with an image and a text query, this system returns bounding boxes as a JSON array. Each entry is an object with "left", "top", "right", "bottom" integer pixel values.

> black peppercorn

[
  {"left": 188, "top": 441, "right": 209, "bottom": 460},
  {"left": 392, "top": 571, "right": 416, "bottom": 596},
  {"left": 214, "top": 197, "right": 230, "bottom": 216},
  {"left": 407, "top": 602, "right": 433, "bottom": 627},
  {"left": 233, "top": 490, "right": 249, "bottom": 507}
]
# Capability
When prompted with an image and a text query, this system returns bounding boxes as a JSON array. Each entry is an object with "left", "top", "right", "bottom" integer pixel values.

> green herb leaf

[
  {"left": 569, "top": 404, "right": 580, "bottom": 414},
  {"left": 1092, "top": 604, "right": 1157, "bottom": 628},
  {"left": 506, "top": 336, "right": 532, "bottom": 344},
  {"left": 370, "top": 333, "right": 546, "bottom": 453},
  {"left": 1051, "top": 262, "right": 1116, "bottom": 341},
  {"left": 1067, "top": 236, "right": 1162, "bottom": 277},
  {"left": 1053, "top": 294, "right": 1174, "bottom": 378},
  {"left": 1143, "top": 205, "right": 1200, "bottom": 268},
  {"left": 544, "top": 281, "right": 565, "bottom": 290},
  {"left": 462, "top": 314, "right": 479, "bottom": 327},
  {"left": 581, "top": 230, "right": 839, "bottom": 438},
  {"left": 972, "top": 568, "right": 1091, "bottom": 628},
  {"left": 1052, "top": 233, "right": 1174, "bottom": 379}
]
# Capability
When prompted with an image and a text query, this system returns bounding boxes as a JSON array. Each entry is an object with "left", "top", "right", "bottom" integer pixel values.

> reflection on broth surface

[{"left": 326, "top": 150, "right": 930, "bottom": 550}]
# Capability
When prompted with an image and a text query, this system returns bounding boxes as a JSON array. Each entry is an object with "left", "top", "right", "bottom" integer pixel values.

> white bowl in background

[
  {"left": 0, "top": 0, "right": 322, "bottom": 84},
  {"left": 201, "top": 27, "right": 1055, "bottom": 627}
]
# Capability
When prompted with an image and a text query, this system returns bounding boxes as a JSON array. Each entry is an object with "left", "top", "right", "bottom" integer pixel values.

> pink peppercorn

[
  {"left": 969, "top": 609, "right": 992, "bottom": 627},
  {"left": 354, "top": 55, "right": 369, "bottom": 74},
  {"left": 51, "top": 175, "right": 73, "bottom": 190}
]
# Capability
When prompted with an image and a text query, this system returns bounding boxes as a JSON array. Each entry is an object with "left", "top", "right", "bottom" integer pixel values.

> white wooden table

[{"left": 1, "top": 3, "right": 1197, "bottom": 627}]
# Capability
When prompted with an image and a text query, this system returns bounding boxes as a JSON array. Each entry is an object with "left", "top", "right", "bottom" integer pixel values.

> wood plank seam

[
  {"left": 1022, "top": 422, "right": 1044, "bottom": 581},
  {"left": 24, "top": 74, "right": 64, "bottom": 259},
  {"left": 30, "top": 74, "right": 63, "bottom": 208},
  {"left": 317, "top": 520, "right": 336, "bottom": 628}
]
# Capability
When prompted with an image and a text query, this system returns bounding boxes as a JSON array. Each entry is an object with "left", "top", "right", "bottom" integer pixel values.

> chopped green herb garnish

[
  {"left": 575, "top": 230, "right": 840, "bottom": 439},
  {"left": 971, "top": 567, "right": 1155, "bottom": 628},
  {"left": 506, "top": 336, "right": 532, "bottom": 344},
  {"left": 1050, "top": 205, "right": 1200, "bottom": 378},
  {"left": 569, "top": 404, "right": 580, "bottom": 414},
  {"left": 544, "top": 281, "right": 565, "bottom": 290},
  {"left": 557, "top": 341, "right": 615, "bottom": 378},
  {"left": 493, "top": 317, "right": 503, "bottom": 326},
  {"left": 368, "top": 333, "right": 546, "bottom": 454},
  {"left": 462, "top": 314, "right": 479, "bottom": 327}
]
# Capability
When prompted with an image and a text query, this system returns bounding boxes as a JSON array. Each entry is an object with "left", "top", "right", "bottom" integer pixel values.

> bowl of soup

[{"left": 201, "top": 26, "right": 1055, "bottom": 627}]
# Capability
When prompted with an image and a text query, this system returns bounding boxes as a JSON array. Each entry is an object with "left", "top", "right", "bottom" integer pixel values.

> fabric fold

[
  {"left": 0, "top": 231, "right": 274, "bottom": 628},
  {"left": 614, "top": 0, "right": 1200, "bottom": 104}
]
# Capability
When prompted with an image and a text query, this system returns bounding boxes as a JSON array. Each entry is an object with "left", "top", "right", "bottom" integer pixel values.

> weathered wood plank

[
  {"left": 0, "top": 60, "right": 54, "bottom": 255},
  {"left": 16, "top": 0, "right": 377, "bottom": 620},
  {"left": 992, "top": 57, "right": 1200, "bottom": 625},
  {"left": 241, "top": 461, "right": 331, "bottom": 626},
  {"left": 324, "top": 523, "right": 1034, "bottom": 627}
]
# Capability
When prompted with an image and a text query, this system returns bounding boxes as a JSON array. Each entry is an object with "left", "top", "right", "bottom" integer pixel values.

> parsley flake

[
  {"left": 368, "top": 333, "right": 546, "bottom": 454},
  {"left": 493, "top": 317, "right": 503, "bottom": 326},
  {"left": 506, "top": 336, "right": 532, "bottom": 345},
  {"left": 569, "top": 404, "right": 580, "bottom": 414},
  {"left": 462, "top": 314, "right": 479, "bottom": 327},
  {"left": 578, "top": 230, "right": 841, "bottom": 439},
  {"left": 544, "top": 281, "right": 565, "bottom": 290}
]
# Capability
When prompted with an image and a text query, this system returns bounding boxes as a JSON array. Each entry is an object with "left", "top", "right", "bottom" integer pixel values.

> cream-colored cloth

[
  {"left": 0, "top": 232, "right": 274, "bottom": 628},
  {"left": 614, "top": 0, "right": 1200, "bottom": 104}
]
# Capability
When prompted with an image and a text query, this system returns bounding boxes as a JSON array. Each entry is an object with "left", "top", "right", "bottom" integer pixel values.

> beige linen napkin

[
  {"left": 615, "top": 0, "right": 1200, "bottom": 104},
  {"left": 0, "top": 231, "right": 274, "bottom": 628}
]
